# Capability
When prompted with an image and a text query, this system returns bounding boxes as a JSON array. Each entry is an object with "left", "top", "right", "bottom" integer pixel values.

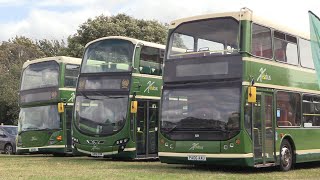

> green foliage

[
  {"left": 36, "top": 39, "right": 67, "bottom": 57},
  {"left": 172, "top": 33, "right": 187, "bottom": 49},
  {"left": 64, "top": 14, "right": 168, "bottom": 58}
]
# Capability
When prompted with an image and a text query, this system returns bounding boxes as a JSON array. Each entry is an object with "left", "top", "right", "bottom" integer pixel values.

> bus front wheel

[{"left": 280, "top": 139, "right": 293, "bottom": 171}]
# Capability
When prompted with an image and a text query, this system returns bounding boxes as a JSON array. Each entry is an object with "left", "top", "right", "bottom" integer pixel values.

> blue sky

[{"left": 0, "top": 0, "right": 319, "bottom": 41}]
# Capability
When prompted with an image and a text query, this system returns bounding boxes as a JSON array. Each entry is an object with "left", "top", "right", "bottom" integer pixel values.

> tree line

[{"left": 0, "top": 14, "right": 168, "bottom": 125}]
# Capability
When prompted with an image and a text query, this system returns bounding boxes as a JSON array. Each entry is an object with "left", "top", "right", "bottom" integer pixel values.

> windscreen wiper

[
  {"left": 23, "top": 127, "right": 39, "bottom": 131},
  {"left": 162, "top": 125, "right": 178, "bottom": 133},
  {"left": 204, "top": 128, "right": 229, "bottom": 132},
  {"left": 78, "top": 91, "right": 101, "bottom": 100},
  {"left": 95, "top": 92, "right": 125, "bottom": 99},
  {"left": 78, "top": 91, "right": 90, "bottom": 99}
]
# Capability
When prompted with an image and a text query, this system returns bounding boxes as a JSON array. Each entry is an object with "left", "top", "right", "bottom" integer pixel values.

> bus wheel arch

[{"left": 279, "top": 136, "right": 296, "bottom": 171}]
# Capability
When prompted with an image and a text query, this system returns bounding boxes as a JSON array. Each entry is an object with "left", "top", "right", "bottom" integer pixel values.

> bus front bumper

[
  {"left": 16, "top": 145, "right": 65, "bottom": 154},
  {"left": 159, "top": 152, "right": 254, "bottom": 166},
  {"left": 73, "top": 144, "right": 136, "bottom": 158}
]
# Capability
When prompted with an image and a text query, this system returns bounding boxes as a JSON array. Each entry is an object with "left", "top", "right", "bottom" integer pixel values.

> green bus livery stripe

[
  {"left": 17, "top": 145, "right": 65, "bottom": 150},
  {"left": 77, "top": 148, "right": 117, "bottom": 156},
  {"left": 242, "top": 81, "right": 320, "bottom": 95},
  {"left": 123, "top": 148, "right": 136, "bottom": 151},
  {"left": 132, "top": 73, "right": 162, "bottom": 79},
  {"left": 76, "top": 147, "right": 136, "bottom": 155},
  {"left": 243, "top": 57, "right": 315, "bottom": 73},
  {"left": 59, "top": 87, "right": 76, "bottom": 91},
  {"left": 158, "top": 152, "right": 254, "bottom": 158},
  {"left": 129, "top": 95, "right": 161, "bottom": 100},
  {"left": 275, "top": 149, "right": 320, "bottom": 156},
  {"left": 303, "top": 113, "right": 320, "bottom": 116},
  {"left": 296, "top": 149, "right": 320, "bottom": 155}
]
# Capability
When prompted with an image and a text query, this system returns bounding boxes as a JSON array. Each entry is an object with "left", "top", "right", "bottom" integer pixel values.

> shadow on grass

[
  {"left": 0, "top": 154, "right": 53, "bottom": 158},
  {"left": 45, "top": 155, "right": 320, "bottom": 173},
  {"left": 85, "top": 157, "right": 320, "bottom": 174},
  {"left": 87, "top": 157, "right": 159, "bottom": 162},
  {"left": 171, "top": 164, "right": 277, "bottom": 174},
  {"left": 169, "top": 161, "right": 320, "bottom": 174},
  {"left": 3, "top": 154, "right": 320, "bottom": 174}
]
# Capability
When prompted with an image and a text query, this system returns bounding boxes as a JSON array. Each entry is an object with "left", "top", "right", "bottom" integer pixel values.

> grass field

[{"left": 1, "top": 154, "right": 320, "bottom": 179}]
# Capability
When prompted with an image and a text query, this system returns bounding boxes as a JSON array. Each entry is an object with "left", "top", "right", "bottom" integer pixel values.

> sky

[{"left": 0, "top": 0, "right": 319, "bottom": 41}]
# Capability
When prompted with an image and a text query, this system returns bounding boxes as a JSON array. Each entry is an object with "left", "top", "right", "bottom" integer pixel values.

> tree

[
  {"left": 36, "top": 39, "right": 67, "bottom": 57},
  {"left": 65, "top": 14, "right": 168, "bottom": 58},
  {"left": 172, "top": 33, "right": 187, "bottom": 49},
  {"left": 0, "top": 36, "right": 45, "bottom": 124}
]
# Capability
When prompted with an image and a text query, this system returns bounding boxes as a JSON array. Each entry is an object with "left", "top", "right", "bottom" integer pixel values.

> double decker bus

[
  {"left": 17, "top": 56, "right": 81, "bottom": 155},
  {"left": 72, "top": 36, "right": 165, "bottom": 159},
  {"left": 159, "top": 8, "right": 320, "bottom": 171}
]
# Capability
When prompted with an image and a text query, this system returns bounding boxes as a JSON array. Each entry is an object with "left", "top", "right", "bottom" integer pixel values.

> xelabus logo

[
  {"left": 144, "top": 81, "right": 158, "bottom": 93},
  {"left": 257, "top": 68, "right": 271, "bottom": 82},
  {"left": 189, "top": 143, "right": 204, "bottom": 150}
]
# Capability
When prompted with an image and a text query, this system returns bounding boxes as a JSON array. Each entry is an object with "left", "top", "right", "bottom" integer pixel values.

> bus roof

[
  {"left": 85, "top": 36, "right": 166, "bottom": 50},
  {"left": 169, "top": 9, "right": 309, "bottom": 40},
  {"left": 22, "top": 56, "right": 82, "bottom": 68}
]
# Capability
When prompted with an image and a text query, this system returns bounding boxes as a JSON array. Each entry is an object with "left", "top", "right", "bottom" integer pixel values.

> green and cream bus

[
  {"left": 159, "top": 8, "right": 319, "bottom": 171},
  {"left": 17, "top": 56, "right": 81, "bottom": 155},
  {"left": 72, "top": 36, "right": 165, "bottom": 159}
]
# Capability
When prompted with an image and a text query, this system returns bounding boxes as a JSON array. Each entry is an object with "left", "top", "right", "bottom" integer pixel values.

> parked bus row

[
  {"left": 16, "top": 36, "right": 165, "bottom": 159},
  {"left": 13, "top": 8, "right": 320, "bottom": 171}
]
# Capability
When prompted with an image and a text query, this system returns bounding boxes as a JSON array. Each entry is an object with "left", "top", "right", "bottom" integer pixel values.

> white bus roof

[
  {"left": 169, "top": 9, "right": 309, "bottom": 40},
  {"left": 85, "top": 36, "right": 166, "bottom": 50},
  {"left": 22, "top": 56, "right": 81, "bottom": 68}
]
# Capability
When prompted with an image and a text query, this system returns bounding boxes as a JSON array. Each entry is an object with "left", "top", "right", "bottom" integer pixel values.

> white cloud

[
  {"left": 0, "top": 0, "right": 27, "bottom": 6},
  {"left": 1, "top": 0, "right": 320, "bottom": 41},
  {"left": 0, "top": 1, "right": 116, "bottom": 41},
  {"left": 120, "top": 0, "right": 320, "bottom": 34}
]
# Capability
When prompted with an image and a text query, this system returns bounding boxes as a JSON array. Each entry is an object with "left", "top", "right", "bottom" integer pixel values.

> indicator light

[
  {"left": 56, "top": 135, "right": 62, "bottom": 141},
  {"left": 235, "top": 139, "right": 241, "bottom": 145}
]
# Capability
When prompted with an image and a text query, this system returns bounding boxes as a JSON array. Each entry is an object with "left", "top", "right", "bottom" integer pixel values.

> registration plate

[
  {"left": 29, "top": 148, "right": 38, "bottom": 152},
  {"left": 90, "top": 152, "right": 104, "bottom": 157},
  {"left": 187, "top": 155, "right": 206, "bottom": 161}
]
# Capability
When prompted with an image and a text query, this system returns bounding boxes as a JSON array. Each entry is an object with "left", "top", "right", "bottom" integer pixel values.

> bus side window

[
  {"left": 251, "top": 24, "right": 273, "bottom": 59},
  {"left": 140, "top": 47, "right": 162, "bottom": 76},
  {"left": 274, "top": 31, "right": 298, "bottom": 65},
  {"left": 65, "top": 64, "right": 80, "bottom": 88},
  {"left": 276, "top": 91, "right": 301, "bottom": 127},
  {"left": 303, "top": 95, "right": 320, "bottom": 127},
  {"left": 299, "top": 38, "right": 314, "bottom": 69}
]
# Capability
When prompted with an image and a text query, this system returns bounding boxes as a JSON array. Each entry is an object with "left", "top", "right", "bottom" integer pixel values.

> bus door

[
  {"left": 64, "top": 106, "right": 73, "bottom": 153},
  {"left": 136, "top": 100, "right": 159, "bottom": 158},
  {"left": 253, "top": 92, "right": 275, "bottom": 166}
]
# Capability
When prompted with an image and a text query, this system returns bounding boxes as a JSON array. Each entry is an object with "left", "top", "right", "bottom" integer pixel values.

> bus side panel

[{"left": 276, "top": 128, "right": 320, "bottom": 163}]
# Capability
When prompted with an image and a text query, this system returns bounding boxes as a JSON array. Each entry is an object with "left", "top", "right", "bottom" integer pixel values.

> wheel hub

[
  {"left": 5, "top": 145, "right": 12, "bottom": 154},
  {"left": 281, "top": 146, "right": 291, "bottom": 167}
]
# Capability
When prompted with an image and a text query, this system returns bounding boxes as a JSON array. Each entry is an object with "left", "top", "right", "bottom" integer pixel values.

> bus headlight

[
  {"left": 115, "top": 138, "right": 129, "bottom": 145},
  {"left": 49, "top": 139, "right": 56, "bottom": 145},
  {"left": 72, "top": 137, "right": 80, "bottom": 144}
]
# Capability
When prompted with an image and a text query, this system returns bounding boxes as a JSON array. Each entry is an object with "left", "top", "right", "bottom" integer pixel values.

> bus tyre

[
  {"left": 280, "top": 139, "right": 293, "bottom": 171},
  {"left": 4, "top": 144, "right": 13, "bottom": 155}
]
